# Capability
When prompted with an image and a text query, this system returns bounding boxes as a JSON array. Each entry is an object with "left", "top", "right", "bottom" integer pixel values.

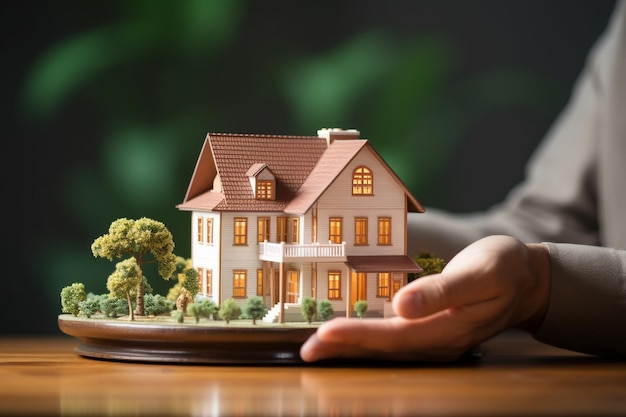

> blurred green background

[{"left": 3, "top": 0, "right": 616, "bottom": 334}]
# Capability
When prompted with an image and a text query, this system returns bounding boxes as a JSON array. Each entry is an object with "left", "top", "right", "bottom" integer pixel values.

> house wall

[
  {"left": 190, "top": 211, "right": 222, "bottom": 301},
  {"left": 311, "top": 262, "right": 404, "bottom": 318},
  {"left": 192, "top": 210, "right": 313, "bottom": 308},
  {"left": 316, "top": 148, "right": 407, "bottom": 256}
]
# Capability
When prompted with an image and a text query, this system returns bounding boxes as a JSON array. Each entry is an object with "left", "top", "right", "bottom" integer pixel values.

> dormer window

[
  {"left": 352, "top": 166, "right": 373, "bottom": 195},
  {"left": 247, "top": 163, "right": 276, "bottom": 200},
  {"left": 256, "top": 180, "right": 275, "bottom": 200}
]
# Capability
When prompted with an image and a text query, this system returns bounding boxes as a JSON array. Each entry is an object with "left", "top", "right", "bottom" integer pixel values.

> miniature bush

[
  {"left": 171, "top": 309, "right": 185, "bottom": 323},
  {"left": 144, "top": 294, "right": 173, "bottom": 316},
  {"left": 218, "top": 298, "right": 241, "bottom": 324},
  {"left": 318, "top": 300, "right": 334, "bottom": 321},
  {"left": 60, "top": 283, "right": 87, "bottom": 316},
  {"left": 301, "top": 297, "right": 317, "bottom": 324},
  {"left": 354, "top": 300, "right": 368, "bottom": 319},
  {"left": 78, "top": 297, "right": 100, "bottom": 318},
  {"left": 409, "top": 252, "right": 447, "bottom": 282},
  {"left": 243, "top": 296, "right": 267, "bottom": 325},
  {"left": 188, "top": 299, "right": 218, "bottom": 323},
  {"left": 100, "top": 296, "right": 129, "bottom": 318}
]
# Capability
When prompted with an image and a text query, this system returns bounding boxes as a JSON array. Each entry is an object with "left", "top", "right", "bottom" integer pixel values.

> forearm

[{"left": 533, "top": 243, "right": 626, "bottom": 357}]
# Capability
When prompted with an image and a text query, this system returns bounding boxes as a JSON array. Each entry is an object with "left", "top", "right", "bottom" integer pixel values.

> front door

[
  {"left": 287, "top": 269, "right": 299, "bottom": 303},
  {"left": 350, "top": 271, "right": 367, "bottom": 310}
]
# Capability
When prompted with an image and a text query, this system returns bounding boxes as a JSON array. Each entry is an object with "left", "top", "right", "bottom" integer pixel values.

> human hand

[{"left": 300, "top": 235, "right": 551, "bottom": 362}]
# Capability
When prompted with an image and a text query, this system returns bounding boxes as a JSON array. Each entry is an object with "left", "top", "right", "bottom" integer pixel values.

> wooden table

[{"left": 1, "top": 331, "right": 624, "bottom": 416}]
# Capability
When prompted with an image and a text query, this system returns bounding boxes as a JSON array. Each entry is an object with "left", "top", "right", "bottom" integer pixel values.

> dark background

[{"left": 2, "top": 0, "right": 617, "bottom": 334}]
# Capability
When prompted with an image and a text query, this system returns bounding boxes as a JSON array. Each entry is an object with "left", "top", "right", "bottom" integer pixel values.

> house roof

[
  {"left": 177, "top": 131, "right": 424, "bottom": 214},
  {"left": 346, "top": 255, "right": 423, "bottom": 273}
]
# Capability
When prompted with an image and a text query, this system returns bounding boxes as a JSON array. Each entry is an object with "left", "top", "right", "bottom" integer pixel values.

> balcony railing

[{"left": 258, "top": 241, "right": 346, "bottom": 263}]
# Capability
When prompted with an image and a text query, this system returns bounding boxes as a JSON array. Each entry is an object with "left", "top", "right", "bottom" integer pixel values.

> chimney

[{"left": 317, "top": 128, "right": 360, "bottom": 146}]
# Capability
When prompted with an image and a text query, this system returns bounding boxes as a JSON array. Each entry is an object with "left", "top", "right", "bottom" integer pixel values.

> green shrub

[
  {"left": 60, "top": 283, "right": 87, "bottom": 316},
  {"left": 218, "top": 298, "right": 241, "bottom": 324},
  {"left": 318, "top": 300, "right": 334, "bottom": 321},
  {"left": 243, "top": 296, "right": 267, "bottom": 324},
  {"left": 100, "top": 296, "right": 129, "bottom": 318},
  {"left": 188, "top": 300, "right": 219, "bottom": 323},
  {"left": 301, "top": 297, "right": 317, "bottom": 324},
  {"left": 354, "top": 300, "right": 368, "bottom": 319}
]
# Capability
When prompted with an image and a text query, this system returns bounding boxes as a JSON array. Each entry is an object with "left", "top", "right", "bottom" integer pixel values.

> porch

[{"left": 258, "top": 241, "right": 347, "bottom": 263}]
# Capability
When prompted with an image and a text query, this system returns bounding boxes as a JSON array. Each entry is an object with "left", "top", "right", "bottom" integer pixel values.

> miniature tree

[
  {"left": 144, "top": 294, "right": 173, "bottom": 316},
  {"left": 354, "top": 300, "right": 368, "bottom": 319},
  {"left": 218, "top": 298, "right": 241, "bottom": 324},
  {"left": 166, "top": 257, "right": 199, "bottom": 301},
  {"left": 100, "top": 296, "right": 129, "bottom": 317},
  {"left": 176, "top": 288, "right": 192, "bottom": 313},
  {"left": 60, "top": 283, "right": 87, "bottom": 316},
  {"left": 188, "top": 299, "right": 218, "bottom": 323},
  {"left": 78, "top": 297, "right": 100, "bottom": 318},
  {"left": 318, "top": 300, "right": 334, "bottom": 321},
  {"left": 301, "top": 297, "right": 317, "bottom": 324},
  {"left": 409, "top": 252, "right": 447, "bottom": 282},
  {"left": 106, "top": 258, "right": 142, "bottom": 320},
  {"left": 91, "top": 217, "right": 177, "bottom": 317},
  {"left": 243, "top": 296, "right": 267, "bottom": 325}
]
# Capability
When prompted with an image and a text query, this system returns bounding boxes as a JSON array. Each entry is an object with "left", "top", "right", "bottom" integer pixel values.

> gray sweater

[{"left": 407, "top": 1, "right": 626, "bottom": 357}]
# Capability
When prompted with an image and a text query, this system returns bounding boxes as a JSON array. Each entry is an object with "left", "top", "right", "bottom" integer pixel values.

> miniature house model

[{"left": 177, "top": 128, "right": 424, "bottom": 322}]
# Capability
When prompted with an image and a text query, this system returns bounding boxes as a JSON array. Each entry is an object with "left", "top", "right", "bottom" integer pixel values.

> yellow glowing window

[
  {"left": 205, "top": 269, "right": 213, "bottom": 295},
  {"left": 329, "top": 217, "right": 343, "bottom": 244},
  {"left": 378, "top": 217, "right": 391, "bottom": 245},
  {"left": 352, "top": 166, "right": 373, "bottom": 195},
  {"left": 234, "top": 217, "right": 248, "bottom": 245},
  {"left": 377, "top": 272, "right": 390, "bottom": 297},
  {"left": 277, "top": 217, "right": 288, "bottom": 243},
  {"left": 256, "top": 269, "right": 264, "bottom": 296},
  {"left": 328, "top": 271, "right": 341, "bottom": 300},
  {"left": 257, "top": 217, "right": 270, "bottom": 243},
  {"left": 206, "top": 218, "right": 213, "bottom": 244},
  {"left": 354, "top": 217, "right": 368, "bottom": 245},
  {"left": 256, "top": 180, "right": 275, "bottom": 200},
  {"left": 233, "top": 270, "right": 247, "bottom": 298},
  {"left": 197, "top": 217, "right": 204, "bottom": 243}
]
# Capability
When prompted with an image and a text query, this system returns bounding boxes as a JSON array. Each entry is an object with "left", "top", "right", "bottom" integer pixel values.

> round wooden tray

[{"left": 58, "top": 315, "right": 318, "bottom": 365}]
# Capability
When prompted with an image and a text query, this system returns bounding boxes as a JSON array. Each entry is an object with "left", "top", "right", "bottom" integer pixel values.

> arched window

[{"left": 352, "top": 166, "right": 373, "bottom": 195}]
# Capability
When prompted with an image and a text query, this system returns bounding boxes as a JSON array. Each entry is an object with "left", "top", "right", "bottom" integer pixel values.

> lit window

[
  {"left": 257, "top": 269, "right": 264, "bottom": 296},
  {"left": 256, "top": 180, "right": 275, "bottom": 200},
  {"left": 257, "top": 217, "right": 270, "bottom": 243},
  {"left": 378, "top": 217, "right": 391, "bottom": 245},
  {"left": 291, "top": 217, "right": 300, "bottom": 244},
  {"left": 354, "top": 217, "right": 368, "bottom": 245},
  {"left": 328, "top": 271, "right": 341, "bottom": 300},
  {"left": 233, "top": 270, "right": 247, "bottom": 298},
  {"left": 377, "top": 273, "right": 390, "bottom": 297},
  {"left": 329, "top": 217, "right": 343, "bottom": 244},
  {"left": 277, "top": 217, "right": 288, "bottom": 243},
  {"left": 352, "top": 166, "right": 373, "bottom": 195},
  {"left": 234, "top": 217, "right": 248, "bottom": 245},
  {"left": 206, "top": 269, "right": 213, "bottom": 295},
  {"left": 206, "top": 218, "right": 213, "bottom": 244},
  {"left": 197, "top": 217, "right": 204, "bottom": 243}
]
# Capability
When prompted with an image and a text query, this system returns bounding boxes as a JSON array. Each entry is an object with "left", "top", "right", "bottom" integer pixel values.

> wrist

[{"left": 518, "top": 243, "right": 551, "bottom": 333}]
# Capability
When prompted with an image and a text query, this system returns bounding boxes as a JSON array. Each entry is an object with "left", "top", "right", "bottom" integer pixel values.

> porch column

[
  {"left": 345, "top": 265, "right": 351, "bottom": 318},
  {"left": 279, "top": 262, "right": 285, "bottom": 323}
]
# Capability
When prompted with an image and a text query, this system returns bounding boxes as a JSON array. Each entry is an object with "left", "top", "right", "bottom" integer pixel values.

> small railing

[{"left": 258, "top": 241, "right": 346, "bottom": 263}]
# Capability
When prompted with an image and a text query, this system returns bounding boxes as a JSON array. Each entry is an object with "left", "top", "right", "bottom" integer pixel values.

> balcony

[{"left": 258, "top": 241, "right": 347, "bottom": 263}]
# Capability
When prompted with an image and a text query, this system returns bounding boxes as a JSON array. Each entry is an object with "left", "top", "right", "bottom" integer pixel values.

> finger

[
  {"left": 393, "top": 269, "right": 500, "bottom": 319},
  {"left": 300, "top": 316, "right": 474, "bottom": 362},
  {"left": 393, "top": 237, "right": 525, "bottom": 318}
]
